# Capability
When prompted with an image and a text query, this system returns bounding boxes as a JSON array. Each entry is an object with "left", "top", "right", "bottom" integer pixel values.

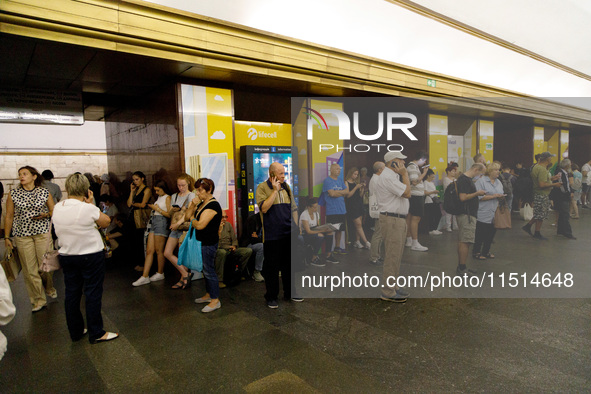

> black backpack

[
  {"left": 223, "top": 252, "right": 242, "bottom": 287},
  {"left": 443, "top": 181, "right": 464, "bottom": 215}
]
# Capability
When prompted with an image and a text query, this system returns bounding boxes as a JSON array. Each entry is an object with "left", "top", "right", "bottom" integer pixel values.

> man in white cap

[{"left": 374, "top": 151, "right": 411, "bottom": 302}]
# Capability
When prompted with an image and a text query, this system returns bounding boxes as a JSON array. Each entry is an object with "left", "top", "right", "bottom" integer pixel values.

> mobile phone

[
  {"left": 172, "top": 204, "right": 180, "bottom": 208},
  {"left": 390, "top": 161, "right": 399, "bottom": 169},
  {"left": 423, "top": 164, "right": 430, "bottom": 167}
]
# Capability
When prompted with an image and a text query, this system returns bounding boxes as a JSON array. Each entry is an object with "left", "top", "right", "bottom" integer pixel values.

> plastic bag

[
  {"left": 177, "top": 226, "right": 203, "bottom": 272},
  {"left": 520, "top": 203, "right": 533, "bottom": 221}
]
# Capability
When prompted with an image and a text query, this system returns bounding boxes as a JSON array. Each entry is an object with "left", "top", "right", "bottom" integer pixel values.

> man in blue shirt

[{"left": 322, "top": 163, "right": 348, "bottom": 255}]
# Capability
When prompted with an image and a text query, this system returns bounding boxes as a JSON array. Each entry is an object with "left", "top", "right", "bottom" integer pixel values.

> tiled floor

[{"left": 1, "top": 212, "right": 590, "bottom": 392}]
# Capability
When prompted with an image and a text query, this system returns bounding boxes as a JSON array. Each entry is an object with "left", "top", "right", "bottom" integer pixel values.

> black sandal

[{"left": 172, "top": 272, "right": 194, "bottom": 290}]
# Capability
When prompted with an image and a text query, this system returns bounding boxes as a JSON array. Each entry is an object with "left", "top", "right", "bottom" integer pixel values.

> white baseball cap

[{"left": 384, "top": 151, "right": 407, "bottom": 162}]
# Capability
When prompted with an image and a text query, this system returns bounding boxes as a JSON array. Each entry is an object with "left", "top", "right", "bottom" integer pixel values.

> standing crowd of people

[{"left": 0, "top": 152, "right": 588, "bottom": 351}]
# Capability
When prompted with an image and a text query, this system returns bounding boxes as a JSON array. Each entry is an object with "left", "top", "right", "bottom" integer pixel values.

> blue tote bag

[{"left": 177, "top": 225, "right": 203, "bottom": 272}]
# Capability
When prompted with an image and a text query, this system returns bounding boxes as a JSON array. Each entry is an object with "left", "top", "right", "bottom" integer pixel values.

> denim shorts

[
  {"left": 149, "top": 215, "right": 170, "bottom": 237},
  {"left": 169, "top": 229, "right": 183, "bottom": 239}
]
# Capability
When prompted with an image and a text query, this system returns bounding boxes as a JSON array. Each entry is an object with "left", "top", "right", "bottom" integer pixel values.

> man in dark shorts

[
  {"left": 456, "top": 163, "right": 486, "bottom": 276},
  {"left": 322, "top": 163, "right": 349, "bottom": 254}
]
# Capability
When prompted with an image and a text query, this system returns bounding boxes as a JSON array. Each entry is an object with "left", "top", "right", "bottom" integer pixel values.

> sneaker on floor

[
  {"left": 533, "top": 233, "right": 548, "bottom": 241},
  {"left": 149, "top": 272, "right": 165, "bottom": 282},
  {"left": 369, "top": 259, "right": 383, "bottom": 266},
  {"left": 405, "top": 238, "right": 412, "bottom": 247},
  {"left": 456, "top": 265, "right": 477, "bottom": 276},
  {"left": 325, "top": 255, "right": 339, "bottom": 264},
  {"left": 291, "top": 297, "right": 304, "bottom": 302},
  {"left": 445, "top": 227, "right": 452, "bottom": 232},
  {"left": 353, "top": 240, "right": 364, "bottom": 249},
  {"left": 429, "top": 230, "right": 443, "bottom": 235},
  {"left": 395, "top": 288, "right": 410, "bottom": 298},
  {"left": 267, "top": 300, "right": 279, "bottom": 309},
  {"left": 521, "top": 225, "right": 533, "bottom": 236},
  {"left": 132, "top": 276, "right": 151, "bottom": 287},
  {"left": 32, "top": 304, "right": 47, "bottom": 313},
  {"left": 334, "top": 247, "right": 348, "bottom": 255},
  {"left": 252, "top": 270, "right": 265, "bottom": 282},
  {"left": 380, "top": 293, "right": 407, "bottom": 303},
  {"left": 364, "top": 241, "right": 371, "bottom": 249},
  {"left": 411, "top": 244, "right": 428, "bottom": 252}
]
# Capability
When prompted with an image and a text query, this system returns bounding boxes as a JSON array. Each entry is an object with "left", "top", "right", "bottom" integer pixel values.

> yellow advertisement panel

[
  {"left": 205, "top": 87, "right": 234, "bottom": 160},
  {"left": 311, "top": 99, "right": 344, "bottom": 165},
  {"left": 234, "top": 121, "right": 292, "bottom": 167},
  {"left": 533, "top": 127, "right": 545, "bottom": 161},
  {"left": 310, "top": 99, "right": 344, "bottom": 196},
  {"left": 560, "top": 129, "right": 569, "bottom": 159},
  {"left": 428, "top": 114, "right": 448, "bottom": 181},
  {"left": 547, "top": 131, "right": 559, "bottom": 163},
  {"left": 478, "top": 120, "right": 494, "bottom": 164}
]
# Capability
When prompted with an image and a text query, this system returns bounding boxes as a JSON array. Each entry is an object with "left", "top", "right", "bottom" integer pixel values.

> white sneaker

[
  {"left": 429, "top": 230, "right": 442, "bottom": 235},
  {"left": 252, "top": 270, "right": 265, "bottom": 282},
  {"left": 411, "top": 244, "right": 428, "bottom": 252},
  {"left": 446, "top": 227, "right": 452, "bottom": 232},
  {"left": 132, "top": 276, "right": 151, "bottom": 287},
  {"left": 405, "top": 238, "right": 412, "bottom": 247},
  {"left": 354, "top": 240, "right": 364, "bottom": 249},
  {"left": 364, "top": 241, "right": 371, "bottom": 249},
  {"left": 149, "top": 272, "right": 165, "bottom": 282}
]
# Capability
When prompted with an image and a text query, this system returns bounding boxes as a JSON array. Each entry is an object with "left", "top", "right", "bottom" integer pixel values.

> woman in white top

[
  {"left": 300, "top": 197, "right": 339, "bottom": 266},
  {"left": 438, "top": 163, "right": 459, "bottom": 232},
  {"left": 423, "top": 169, "right": 442, "bottom": 235},
  {"left": 52, "top": 173, "right": 118, "bottom": 344},
  {"left": 132, "top": 181, "right": 171, "bottom": 286},
  {"left": 163, "top": 174, "right": 196, "bottom": 289}
]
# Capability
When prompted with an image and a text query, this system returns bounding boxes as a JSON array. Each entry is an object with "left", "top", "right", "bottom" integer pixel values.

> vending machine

[{"left": 239, "top": 145, "right": 299, "bottom": 222}]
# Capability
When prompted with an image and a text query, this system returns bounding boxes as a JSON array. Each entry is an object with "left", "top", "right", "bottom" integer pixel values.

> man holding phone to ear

[
  {"left": 375, "top": 151, "right": 411, "bottom": 303},
  {"left": 256, "top": 162, "right": 299, "bottom": 309}
]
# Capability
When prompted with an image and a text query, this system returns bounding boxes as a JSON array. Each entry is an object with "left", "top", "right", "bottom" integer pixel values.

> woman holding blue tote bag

[{"left": 184, "top": 178, "right": 222, "bottom": 313}]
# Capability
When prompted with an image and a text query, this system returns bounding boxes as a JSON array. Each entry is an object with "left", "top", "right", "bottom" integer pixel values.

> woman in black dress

[
  {"left": 344, "top": 167, "right": 371, "bottom": 249},
  {"left": 126, "top": 171, "right": 152, "bottom": 272}
]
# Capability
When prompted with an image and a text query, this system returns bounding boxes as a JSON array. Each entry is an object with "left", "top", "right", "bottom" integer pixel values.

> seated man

[
  {"left": 106, "top": 214, "right": 131, "bottom": 258},
  {"left": 245, "top": 213, "right": 264, "bottom": 282},
  {"left": 300, "top": 197, "right": 339, "bottom": 266},
  {"left": 215, "top": 212, "right": 252, "bottom": 288}
]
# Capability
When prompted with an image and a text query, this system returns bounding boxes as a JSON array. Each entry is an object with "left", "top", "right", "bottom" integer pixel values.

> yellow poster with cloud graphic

[
  {"left": 533, "top": 127, "right": 545, "bottom": 161},
  {"left": 428, "top": 114, "right": 448, "bottom": 181},
  {"left": 479, "top": 120, "right": 494, "bottom": 164},
  {"left": 206, "top": 87, "right": 234, "bottom": 160},
  {"left": 560, "top": 130, "right": 569, "bottom": 159}
]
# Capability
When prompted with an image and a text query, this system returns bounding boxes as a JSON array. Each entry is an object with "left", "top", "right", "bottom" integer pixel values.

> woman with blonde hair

[
  {"left": 473, "top": 162, "right": 505, "bottom": 259},
  {"left": 4, "top": 166, "right": 56, "bottom": 313},
  {"left": 52, "top": 173, "right": 118, "bottom": 343},
  {"left": 344, "top": 167, "right": 370, "bottom": 249},
  {"left": 163, "top": 173, "right": 196, "bottom": 289}
]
